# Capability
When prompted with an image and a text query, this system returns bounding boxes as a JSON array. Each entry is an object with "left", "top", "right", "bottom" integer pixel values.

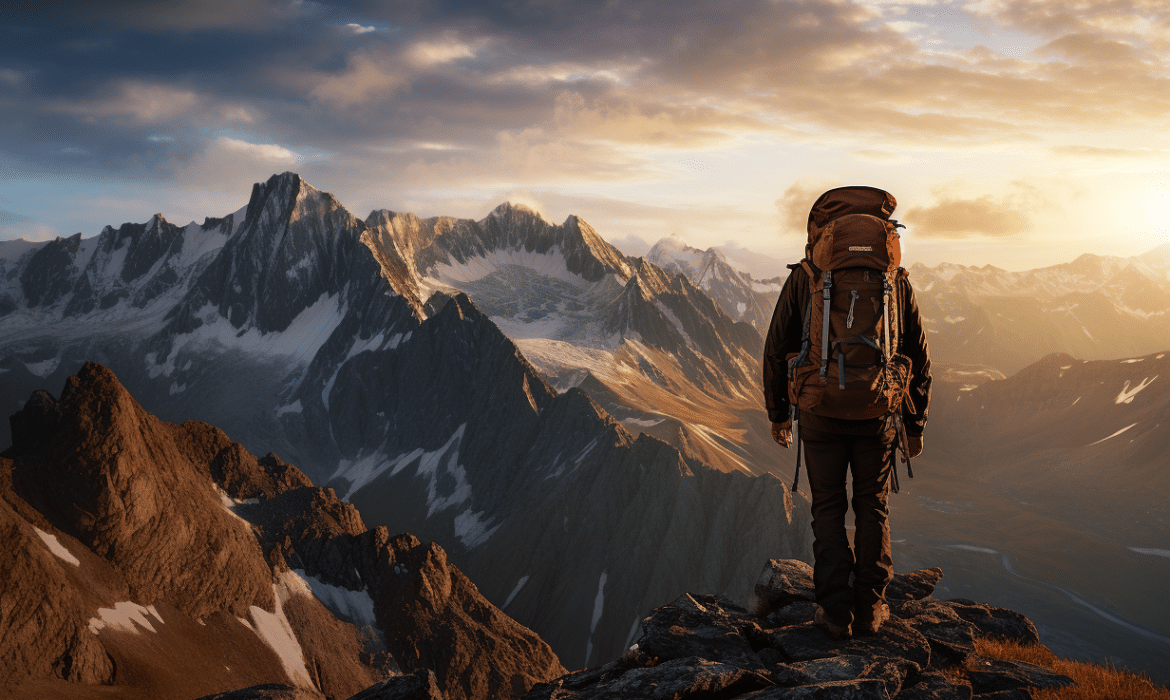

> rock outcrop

[
  {"left": 1, "top": 362, "right": 564, "bottom": 700},
  {"left": 524, "top": 560, "right": 1075, "bottom": 700}
]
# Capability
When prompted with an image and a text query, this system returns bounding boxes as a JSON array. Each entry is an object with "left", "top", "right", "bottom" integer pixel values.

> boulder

[
  {"left": 194, "top": 684, "right": 319, "bottom": 700},
  {"left": 896, "top": 601, "right": 978, "bottom": 663},
  {"left": 763, "top": 617, "right": 930, "bottom": 669},
  {"left": 751, "top": 559, "right": 816, "bottom": 616},
  {"left": 740, "top": 678, "right": 891, "bottom": 699},
  {"left": 633, "top": 594, "right": 765, "bottom": 671},
  {"left": 943, "top": 602, "right": 1040, "bottom": 645},
  {"left": 569, "top": 656, "right": 772, "bottom": 700},
  {"left": 895, "top": 671, "right": 973, "bottom": 700},
  {"left": 789, "top": 655, "right": 917, "bottom": 697},
  {"left": 347, "top": 669, "right": 446, "bottom": 700},
  {"left": 886, "top": 568, "right": 944, "bottom": 604},
  {"left": 965, "top": 656, "right": 1075, "bottom": 694}
]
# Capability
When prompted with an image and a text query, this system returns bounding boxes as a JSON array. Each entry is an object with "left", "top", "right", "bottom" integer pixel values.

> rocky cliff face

[
  {"left": 0, "top": 363, "right": 564, "bottom": 700},
  {"left": 525, "top": 560, "right": 1075, "bottom": 700},
  {"left": 363, "top": 203, "right": 773, "bottom": 479}
]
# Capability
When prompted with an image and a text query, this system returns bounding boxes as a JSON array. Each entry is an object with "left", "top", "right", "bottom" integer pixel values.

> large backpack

[{"left": 786, "top": 186, "right": 916, "bottom": 489}]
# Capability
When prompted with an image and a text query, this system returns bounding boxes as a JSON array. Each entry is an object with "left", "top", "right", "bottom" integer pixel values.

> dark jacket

[{"left": 762, "top": 264, "right": 931, "bottom": 436}]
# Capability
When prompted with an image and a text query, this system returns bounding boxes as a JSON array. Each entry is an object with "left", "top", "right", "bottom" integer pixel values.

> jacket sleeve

[
  {"left": 763, "top": 267, "right": 808, "bottom": 423},
  {"left": 899, "top": 277, "right": 931, "bottom": 436}
]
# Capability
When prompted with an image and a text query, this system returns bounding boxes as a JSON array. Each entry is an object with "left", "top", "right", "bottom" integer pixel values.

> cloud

[
  {"left": 405, "top": 35, "right": 479, "bottom": 67},
  {"left": 853, "top": 148, "right": 900, "bottom": 160},
  {"left": 344, "top": 24, "right": 377, "bottom": 35},
  {"left": 963, "top": 0, "right": 1170, "bottom": 40},
  {"left": 171, "top": 137, "right": 301, "bottom": 192},
  {"left": 903, "top": 194, "right": 1031, "bottom": 238},
  {"left": 45, "top": 81, "right": 258, "bottom": 128},
  {"left": 0, "top": 208, "right": 32, "bottom": 225},
  {"left": 43, "top": 0, "right": 305, "bottom": 31},
  {"left": 309, "top": 47, "right": 409, "bottom": 108},
  {"left": 1052, "top": 145, "right": 1161, "bottom": 159},
  {"left": 0, "top": 221, "right": 58, "bottom": 241},
  {"left": 775, "top": 181, "right": 836, "bottom": 237}
]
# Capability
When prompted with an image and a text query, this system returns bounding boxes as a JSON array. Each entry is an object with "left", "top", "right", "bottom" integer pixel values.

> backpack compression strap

[
  {"left": 819, "top": 270, "right": 833, "bottom": 380},
  {"left": 882, "top": 272, "right": 893, "bottom": 361}
]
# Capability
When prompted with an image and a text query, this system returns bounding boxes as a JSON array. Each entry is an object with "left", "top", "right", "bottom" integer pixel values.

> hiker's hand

[
  {"left": 907, "top": 435, "right": 923, "bottom": 459},
  {"left": 771, "top": 421, "right": 792, "bottom": 448}
]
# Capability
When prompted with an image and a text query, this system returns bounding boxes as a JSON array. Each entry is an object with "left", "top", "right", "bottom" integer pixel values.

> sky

[{"left": 2, "top": 0, "right": 1169, "bottom": 277}]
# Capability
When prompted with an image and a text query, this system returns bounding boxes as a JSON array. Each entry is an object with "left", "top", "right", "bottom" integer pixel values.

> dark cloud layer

[{"left": 2, "top": 0, "right": 1168, "bottom": 237}]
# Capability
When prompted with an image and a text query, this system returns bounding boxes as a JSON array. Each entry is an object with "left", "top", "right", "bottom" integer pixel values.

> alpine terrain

[
  {"left": 0, "top": 173, "right": 812, "bottom": 671},
  {"left": 1, "top": 361, "right": 564, "bottom": 700}
]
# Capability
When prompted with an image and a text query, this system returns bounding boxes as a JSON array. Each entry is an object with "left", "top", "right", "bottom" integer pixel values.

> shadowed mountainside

[{"left": 1, "top": 362, "right": 564, "bottom": 700}]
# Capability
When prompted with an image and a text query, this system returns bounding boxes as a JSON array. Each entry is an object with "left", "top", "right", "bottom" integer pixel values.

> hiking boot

[
  {"left": 814, "top": 606, "right": 852, "bottom": 639},
  {"left": 854, "top": 602, "right": 890, "bottom": 636}
]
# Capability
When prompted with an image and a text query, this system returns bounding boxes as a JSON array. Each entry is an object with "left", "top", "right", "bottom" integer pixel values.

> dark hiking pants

[{"left": 801, "top": 423, "right": 896, "bottom": 628}]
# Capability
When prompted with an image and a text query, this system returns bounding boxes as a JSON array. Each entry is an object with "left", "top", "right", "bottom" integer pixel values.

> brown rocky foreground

[{"left": 523, "top": 560, "right": 1075, "bottom": 700}]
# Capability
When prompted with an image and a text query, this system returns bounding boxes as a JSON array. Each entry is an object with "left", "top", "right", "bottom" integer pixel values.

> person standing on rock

[{"left": 763, "top": 186, "right": 931, "bottom": 638}]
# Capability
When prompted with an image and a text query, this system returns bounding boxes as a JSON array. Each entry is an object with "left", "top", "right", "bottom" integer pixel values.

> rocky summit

[
  {"left": 0, "top": 362, "right": 564, "bottom": 700},
  {"left": 524, "top": 559, "right": 1075, "bottom": 700}
]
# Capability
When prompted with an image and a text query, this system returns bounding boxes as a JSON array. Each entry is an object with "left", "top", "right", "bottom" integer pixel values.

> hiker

[{"left": 763, "top": 186, "right": 931, "bottom": 639}]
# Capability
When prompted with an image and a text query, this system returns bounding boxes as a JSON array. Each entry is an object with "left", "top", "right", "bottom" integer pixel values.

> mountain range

[
  {"left": 0, "top": 173, "right": 810, "bottom": 671},
  {"left": 3, "top": 172, "right": 1170, "bottom": 682}
]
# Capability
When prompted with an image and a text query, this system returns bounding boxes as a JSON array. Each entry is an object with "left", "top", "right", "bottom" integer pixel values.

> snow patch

[
  {"left": 1088, "top": 422, "right": 1138, "bottom": 446},
  {"left": 736, "top": 302, "right": 746, "bottom": 316},
  {"left": 942, "top": 544, "right": 999, "bottom": 555},
  {"left": 216, "top": 485, "right": 255, "bottom": 526},
  {"left": 153, "top": 293, "right": 347, "bottom": 380},
  {"left": 1115, "top": 376, "right": 1157, "bottom": 404},
  {"left": 432, "top": 248, "right": 584, "bottom": 285},
  {"left": 276, "top": 400, "right": 303, "bottom": 417},
  {"left": 943, "top": 316, "right": 966, "bottom": 324},
  {"left": 584, "top": 570, "right": 608, "bottom": 666},
  {"left": 344, "top": 331, "right": 398, "bottom": 362},
  {"left": 34, "top": 527, "right": 80, "bottom": 566},
  {"left": 1130, "top": 548, "right": 1170, "bottom": 559},
  {"left": 453, "top": 506, "right": 500, "bottom": 548},
  {"left": 335, "top": 425, "right": 469, "bottom": 505},
  {"left": 623, "top": 615, "right": 643, "bottom": 651},
  {"left": 241, "top": 586, "right": 314, "bottom": 691},
  {"left": 1121, "top": 358, "right": 1144, "bottom": 364},
  {"left": 624, "top": 417, "right": 665, "bottom": 427},
  {"left": 292, "top": 569, "right": 377, "bottom": 627},
  {"left": 88, "top": 602, "right": 165, "bottom": 635},
  {"left": 23, "top": 355, "right": 61, "bottom": 378},
  {"left": 503, "top": 576, "right": 530, "bottom": 609}
]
